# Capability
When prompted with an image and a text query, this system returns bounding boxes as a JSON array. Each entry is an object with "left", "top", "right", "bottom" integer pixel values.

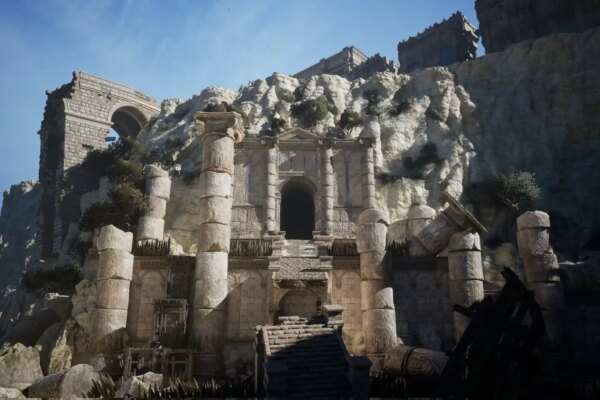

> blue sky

[{"left": 0, "top": 0, "right": 479, "bottom": 208}]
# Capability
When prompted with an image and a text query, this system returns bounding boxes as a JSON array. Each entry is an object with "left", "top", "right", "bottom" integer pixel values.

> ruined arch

[
  {"left": 280, "top": 177, "right": 316, "bottom": 239},
  {"left": 108, "top": 104, "right": 149, "bottom": 139}
]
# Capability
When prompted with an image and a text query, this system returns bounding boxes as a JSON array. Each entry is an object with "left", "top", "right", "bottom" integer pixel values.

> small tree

[
  {"left": 338, "top": 110, "right": 364, "bottom": 136},
  {"left": 362, "top": 90, "right": 381, "bottom": 116},
  {"left": 496, "top": 171, "right": 540, "bottom": 211},
  {"left": 291, "top": 97, "right": 329, "bottom": 129}
]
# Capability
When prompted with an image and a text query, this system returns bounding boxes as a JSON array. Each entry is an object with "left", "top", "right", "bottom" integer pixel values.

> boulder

[
  {"left": 0, "top": 343, "right": 43, "bottom": 390},
  {"left": 0, "top": 387, "right": 25, "bottom": 398},
  {"left": 28, "top": 364, "right": 98, "bottom": 399},
  {"left": 115, "top": 372, "right": 164, "bottom": 398}
]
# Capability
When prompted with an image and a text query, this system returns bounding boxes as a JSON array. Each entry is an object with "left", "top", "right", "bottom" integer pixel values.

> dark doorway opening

[{"left": 281, "top": 178, "right": 315, "bottom": 239}]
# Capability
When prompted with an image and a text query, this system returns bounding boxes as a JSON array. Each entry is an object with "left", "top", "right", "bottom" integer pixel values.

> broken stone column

[
  {"left": 360, "top": 116, "right": 383, "bottom": 171},
  {"left": 28, "top": 364, "right": 99, "bottom": 399},
  {"left": 409, "top": 191, "right": 486, "bottom": 256},
  {"left": 137, "top": 165, "right": 171, "bottom": 242},
  {"left": 192, "top": 111, "right": 243, "bottom": 376},
  {"left": 447, "top": 230, "right": 484, "bottom": 340},
  {"left": 265, "top": 142, "right": 278, "bottom": 233},
  {"left": 357, "top": 209, "right": 397, "bottom": 363},
  {"left": 406, "top": 204, "right": 436, "bottom": 240},
  {"left": 516, "top": 211, "right": 564, "bottom": 349},
  {"left": 89, "top": 225, "right": 133, "bottom": 354},
  {"left": 361, "top": 145, "right": 376, "bottom": 209},
  {"left": 322, "top": 144, "right": 334, "bottom": 234}
]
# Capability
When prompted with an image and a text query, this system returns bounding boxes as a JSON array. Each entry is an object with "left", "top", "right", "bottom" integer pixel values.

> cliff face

[
  {"left": 137, "top": 28, "right": 600, "bottom": 257},
  {"left": 454, "top": 27, "right": 600, "bottom": 256},
  {"left": 0, "top": 181, "right": 42, "bottom": 305}
]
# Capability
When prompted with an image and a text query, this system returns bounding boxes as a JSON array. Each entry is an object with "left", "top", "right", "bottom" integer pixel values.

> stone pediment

[{"left": 278, "top": 127, "right": 321, "bottom": 142}]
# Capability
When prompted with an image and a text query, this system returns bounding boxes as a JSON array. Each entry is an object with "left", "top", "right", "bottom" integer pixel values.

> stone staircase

[{"left": 260, "top": 317, "right": 351, "bottom": 398}]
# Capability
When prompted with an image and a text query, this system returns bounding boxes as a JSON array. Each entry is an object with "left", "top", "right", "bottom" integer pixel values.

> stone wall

[
  {"left": 38, "top": 72, "right": 159, "bottom": 255},
  {"left": 475, "top": 0, "right": 600, "bottom": 53},
  {"left": 331, "top": 267, "right": 362, "bottom": 354},
  {"left": 294, "top": 46, "right": 396, "bottom": 81},
  {"left": 397, "top": 12, "right": 478, "bottom": 73},
  {"left": 392, "top": 257, "right": 454, "bottom": 351}
]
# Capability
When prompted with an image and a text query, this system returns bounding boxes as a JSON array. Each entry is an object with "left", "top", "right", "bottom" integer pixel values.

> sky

[{"left": 0, "top": 0, "right": 480, "bottom": 209}]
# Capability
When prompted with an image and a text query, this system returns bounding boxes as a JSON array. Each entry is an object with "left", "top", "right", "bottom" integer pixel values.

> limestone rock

[
  {"left": 0, "top": 387, "right": 25, "bottom": 398},
  {"left": 36, "top": 321, "right": 71, "bottom": 375},
  {"left": 0, "top": 343, "right": 43, "bottom": 390},
  {"left": 28, "top": 364, "right": 98, "bottom": 399},
  {"left": 115, "top": 372, "right": 164, "bottom": 398}
]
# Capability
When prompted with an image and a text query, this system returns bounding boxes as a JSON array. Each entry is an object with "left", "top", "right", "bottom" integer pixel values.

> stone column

[
  {"left": 356, "top": 208, "right": 397, "bottom": 364},
  {"left": 322, "top": 144, "right": 334, "bottom": 234},
  {"left": 359, "top": 115, "right": 383, "bottom": 171},
  {"left": 137, "top": 165, "right": 171, "bottom": 242},
  {"left": 447, "top": 230, "right": 484, "bottom": 340},
  {"left": 406, "top": 204, "right": 436, "bottom": 240},
  {"left": 516, "top": 211, "right": 564, "bottom": 349},
  {"left": 265, "top": 141, "right": 278, "bottom": 234},
  {"left": 192, "top": 112, "right": 243, "bottom": 376},
  {"left": 90, "top": 225, "right": 134, "bottom": 354},
  {"left": 409, "top": 191, "right": 486, "bottom": 257},
  {"left": 361, "top": 145, "right": 376, "bottom": 209}
]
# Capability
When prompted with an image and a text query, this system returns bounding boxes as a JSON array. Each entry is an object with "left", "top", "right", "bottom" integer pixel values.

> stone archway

[
  {"left": 278, "top": 289, "right": 321, "bottom": 320},
  {"left": 280, "top": 177, "right": 315, "bottom": 239}
]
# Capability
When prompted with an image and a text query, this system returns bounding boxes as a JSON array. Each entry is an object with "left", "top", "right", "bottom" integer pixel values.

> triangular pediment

[{"left": 278, "top": 127, "right": 320, "bottom": 141}]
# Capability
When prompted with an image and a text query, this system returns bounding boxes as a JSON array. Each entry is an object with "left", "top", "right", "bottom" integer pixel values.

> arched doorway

[
  {"left": 278, "top": 289, "right": 321, "bottom": 320},
  {"left": 280, "top": 178, "right": 315, "bottom": 239},
  {"left": 109, "top": 105, "right": 147, "bottom": 140}
]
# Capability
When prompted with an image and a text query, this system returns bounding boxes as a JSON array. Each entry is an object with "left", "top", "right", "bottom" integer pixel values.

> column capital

[{"left": 193, "top": 111, "right": 244, "bottom": 143}]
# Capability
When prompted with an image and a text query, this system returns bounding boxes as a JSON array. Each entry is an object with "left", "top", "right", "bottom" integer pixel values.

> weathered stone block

[
  {"left": 362, "top": 309, "right": 397, "bottom": 354},
  {"left": 361, "top": 281, "right": 395, "bottom": 310},
  {"left": 137, "top": 217, "right": 165, "bottom": 241},
  {"left": 359, "top": 250, "right": 389, "bottom": 280},
  {"left": 200, "top": 171, "right": 232, "bottom": 198},
  {"left": 448, "top": 251, "right": 484, "bottom": 281},
  {"left": 522, "top": 252, "right": 560, "bottom": 283},
  {"left": 407, "top": 205, "right": 436, "bottom": 239},
  {"left": 448, "top": 279, "right": 484, "bottom": 308},
  {"left": 97, "top": 249, "right": 134, "bottom": 281},
  {"left": 517, "top": 228, "right": 551, "bottom": 256},
  {"left": 448, "top": 231, "right": 481, "bottom": 252},
  {"left": 517, "top": 211, "right": 551, "bottom": 230},
  {"left": 90, "top": 308, "right": 128, "bottom": 338},
  {"left": 144, "top": 165, "right": 169, "bottom": 179},
  {"left": 146, "top": 196, "right": 167, "bottom": 218},
  {"left": 198, "top": 222, "right": 231, "bottom": 252},
  {"left": 202, "top": 134, "right": 235, "bottom": 174},
  {"left": 97, "top": 225, "right": 133, "bottom": 252},
  {"left": 28, "top": 364, "right": 99, "bottom": 400},
  {"left": 95, "top": 279, "right": 131, "bottom": 310},
  {"left": 0, "top": 344, "right": 43, "bottom": 390},
  {"left": 357, "top": 224, "right": 387, "bottom": 253},
  {"left": 195, "top": 252, "right": 229, "bottom": 279},
  {"left": 199, "top": 196, "right": 232, "bottom": 224},
  {"left": 146, "top": 176, "right": 171, "bottom": 200},
  {"left": 193, "top": 279, "right": 229, "bottom": 310}
]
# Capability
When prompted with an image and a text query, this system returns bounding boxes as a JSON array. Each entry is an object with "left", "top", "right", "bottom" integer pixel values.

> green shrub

[
  {"left": 107, "top": 160, "right": 144, "bottom": 187},
  {"left": 496, "top": 171, "right": 540, "bottom": 210},
  {"left": 80, "top": 183, "right": 149, "bottom": 232},
  {"left": 362, "top": 90, "right": 381, "bottom": 116},
  {"left": 268, "top": 117, "right": 287, "bottom": 135},
  {"left": 377, "top": 171, "right": 401, "bottom": 184},
  {"left": 293, "top": 86, "right": 305, "bottom": 102},
  {"left": 390, "top": 99, "right": 411, "bottom": 116},
  {"left": 291, "top": 97, "right": 329, "bottom": 129},
  {"left": 338, "top": 110, "right": 364, "bottom": 136},
  {"left": 203, "top": 101, "right": 247, "bottom": 118},
  {"left": 426, "top": 107, "right": 445, "bottom": 122},
  {"left": 20, "top": 265, "right": 82, "bottom": 295},
  {"left": 326, "top": 127, "right": 346, "bottom": 139},
  {"left": 464, "top": 171, "right": 540, "bottom": 211},
  {"left": 275, "top": 87, "right": 295, "bottom": 103}
]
